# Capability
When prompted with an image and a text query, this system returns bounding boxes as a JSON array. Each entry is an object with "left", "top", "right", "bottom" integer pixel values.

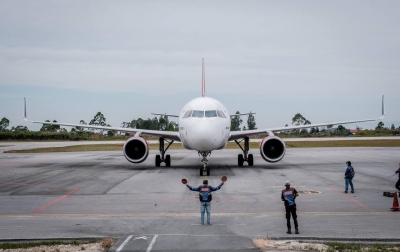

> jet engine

[
  {"left": 123, "top": 137, "right": 149, "bottom": 163},
  {"left": 259, "top": 136, "right": 286, "bottom": 163}
]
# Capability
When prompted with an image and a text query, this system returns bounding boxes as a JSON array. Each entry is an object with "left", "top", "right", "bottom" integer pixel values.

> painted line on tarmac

[
  {"left": 31, "top": 188, "right": 79, "bottom": 214},
  {"left": 146, "top": 235, "right": 158, "bottom": 252},
  {"left": 0, "top": 181, "right": 77, "bottom": 189},
  {"left": 190, "top": 223, "right": 228, "bottom": 225},
  {"left": 116, "top": 235, "right": 133, "bottom": 252},
  {"left": 331, "top": 188, "right": 375, "bottom": 212},
  {"left": 0, "top": 211, "right": 395, "bottom": 218}
]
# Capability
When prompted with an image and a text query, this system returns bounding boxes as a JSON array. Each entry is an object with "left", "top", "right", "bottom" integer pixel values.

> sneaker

[
  {"left": 344, "top": 191, "right": 348, "bottom": 193},
  {"left": 351, "top": 191, "right": 354, "bottom": 193},
  {"left": 207, "top": 222, "right": 211, "bottom": 225},
  {"left": 295, "top": 228, "right": 299, "bottom": 234},
  {"left": 287, "top": 229, "right": 291, "bottom": 234}
]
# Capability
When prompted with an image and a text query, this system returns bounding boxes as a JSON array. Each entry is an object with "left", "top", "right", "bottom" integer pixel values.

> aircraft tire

[
  {"left": 207, "top": 166, "right": 210, "bottom": 176},
  {"left": 155, "top": 155, "right": 161, "bottom": 167},
  {"left": 200, "top": 167, "right": 203, "bottom": 176},
  {"left": 238, "top": 154, "right": 244, "bottom": 167},
  {"left": 248, "top": 154, "right": 254, "bottom": 166},
  {"left": 166, "top": 155, "right": 171, "bottom": 167}
]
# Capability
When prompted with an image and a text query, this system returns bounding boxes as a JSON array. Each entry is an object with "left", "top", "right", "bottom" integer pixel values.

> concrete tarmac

[{"left": 0, "top": 142, "right": 400, "bottom": 251}]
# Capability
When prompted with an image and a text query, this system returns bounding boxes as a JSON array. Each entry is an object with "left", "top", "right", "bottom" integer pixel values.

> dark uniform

[
  {"left": 395, "top": 164, "right": 400, "bottom": 191},
  {"left": 281, "top": 181, "right": 299, "bottom": 234},
  {"left": 344, "top": 161, "right": 355, "bottom": 193}
]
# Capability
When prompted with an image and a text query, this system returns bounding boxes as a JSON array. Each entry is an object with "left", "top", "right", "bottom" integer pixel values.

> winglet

[
  {"left": 202, "top": 58, "right": 205, "bottom": 97},
  {"left": 23, "top": 97, "right": 28, "bottom": 121},
  {"left": 379, "top": 95, "right": 385, "bottom": 120}
]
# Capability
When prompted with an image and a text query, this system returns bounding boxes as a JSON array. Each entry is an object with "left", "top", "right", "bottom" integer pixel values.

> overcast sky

[{"left": 0, "top": 0, "right": 399, "bottom": 131}]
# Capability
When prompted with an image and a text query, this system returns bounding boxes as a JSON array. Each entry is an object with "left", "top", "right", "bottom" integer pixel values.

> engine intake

[
  {"left": 259, "top": 136, "right": 286, "bottom": 163},
  {"left": 123, "top": 137, "right": 149, "bottom": 163}
]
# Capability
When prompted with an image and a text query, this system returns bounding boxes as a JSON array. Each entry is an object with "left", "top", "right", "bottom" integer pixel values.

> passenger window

[
  {"left": 183, "top": 110, "right": 192, "bottom": 119},
  {"left": 192, "top": 110, "right": 204, "bottom": 118},
  {"left": 217, "top": 110, "right": 226, "bottom": 118},
  {"left": 205, "top": 110, "right": 217, "bottom": 118}
]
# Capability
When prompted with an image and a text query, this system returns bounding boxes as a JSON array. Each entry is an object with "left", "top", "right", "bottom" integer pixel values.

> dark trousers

[
  {"left": 396, "top": 180, "right": 400, "bottom": 191},
  {"left": 285, "top": 204, "right": 298, "bottom": 229}
]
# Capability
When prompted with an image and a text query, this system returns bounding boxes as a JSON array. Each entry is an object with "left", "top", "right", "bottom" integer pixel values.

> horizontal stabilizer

[
  {"left": 151, "top": 113, "right": 179, "bottom": 118},
  {"left": 230, "top": 112, "right": 256, "bottom": 117}
]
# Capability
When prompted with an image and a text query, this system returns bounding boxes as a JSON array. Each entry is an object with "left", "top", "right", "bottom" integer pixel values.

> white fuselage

[{"left": 178, "top": 97, "right": 231, "bottom": 152}]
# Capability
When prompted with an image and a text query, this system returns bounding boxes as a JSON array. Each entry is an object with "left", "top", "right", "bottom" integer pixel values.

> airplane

[{"left": 23, "top": 59, "right": 385, "bottom": 176}]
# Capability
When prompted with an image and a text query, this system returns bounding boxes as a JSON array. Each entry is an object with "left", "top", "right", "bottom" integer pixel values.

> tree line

[
  {"left": 1, "top": 111, "right": 398, "bottom": 140},
  {"left": 279, "top": 113, "right": 399, "bottom": 137},
  {"left": 0, "top": 112, "right": 181, "bottom": 140}
]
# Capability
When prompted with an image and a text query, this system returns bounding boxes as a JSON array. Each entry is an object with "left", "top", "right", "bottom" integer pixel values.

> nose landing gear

[
  {"left": 235, "top": 136, "right": 254, "bottom": 167},
  {"left": 155, "top": 137, "right": 174, "bottom": 167},
  {"left": 199, "top": 151, "right": 211, "bottom": 176}
]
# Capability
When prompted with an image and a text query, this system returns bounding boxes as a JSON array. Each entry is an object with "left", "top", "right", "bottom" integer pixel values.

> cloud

[{"left": 0, "top": 1, "right": 399, "bottom": 130}]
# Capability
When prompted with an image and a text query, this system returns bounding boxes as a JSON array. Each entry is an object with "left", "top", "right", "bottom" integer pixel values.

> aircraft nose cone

[{"left": 189, "top": 121, "right": 221, "bottom": 151}]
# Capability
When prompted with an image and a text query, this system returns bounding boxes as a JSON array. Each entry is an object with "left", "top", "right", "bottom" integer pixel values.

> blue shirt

[
  {"left": 187, "top": 183, "right": 223, "bottom": 202},
  {"left": 345, "top": 166, "right": 353, "bottom": 179},
  {"left": 281, "top": 187, "right": 298, "bottom": 206}
]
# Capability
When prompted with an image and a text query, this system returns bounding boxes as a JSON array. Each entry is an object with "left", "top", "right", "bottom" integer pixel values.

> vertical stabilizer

[{"left": 202, "top": 58, "right": 205, "bottom": 97}]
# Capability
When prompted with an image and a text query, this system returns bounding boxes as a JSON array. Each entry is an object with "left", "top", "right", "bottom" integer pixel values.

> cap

[
  {"left": 203, "top": 180, "right": 208, "bottom": 185},
  {"left": 285, "top": 181, "right": 290, "bottom": 186}
]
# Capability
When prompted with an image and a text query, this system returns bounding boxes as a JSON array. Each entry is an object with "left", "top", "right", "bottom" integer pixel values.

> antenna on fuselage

[{"left": 202, "top": 58, "right": 205, "bottom": 97}]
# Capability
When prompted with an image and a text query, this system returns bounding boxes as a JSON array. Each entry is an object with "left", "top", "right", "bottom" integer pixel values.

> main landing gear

[
  {"left": 234, "top": 136, "right": 254, "bottom": 167},
  {"left": 199, "top": 151, "right": 211, "bottom": 176},
  {"left": 155, "top": 137, "right": 174, "bottom": 167}
]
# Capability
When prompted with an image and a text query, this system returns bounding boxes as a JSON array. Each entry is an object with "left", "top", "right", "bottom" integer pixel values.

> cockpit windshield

[
  {"left": 192, "top": 110, "right": 204, "bottom": 118},
  {"left": 205, "top": 110, "right": 217, "bottom": 117},
  {"left": 216, "top": 110, "right": 226, "bottom": 118},
  {"left": 183, "top": 110, "right": 192, "bottom": 119},
  {"left": 183, "top": 110, "right": 226, "bottom": 119}
]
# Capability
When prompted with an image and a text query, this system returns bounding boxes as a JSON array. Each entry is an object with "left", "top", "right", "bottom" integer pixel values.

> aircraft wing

[
  {"left": 229, "top": 95, "right": 385, "bottom": 141},
  {"left": 23, "top": 98, "right": 181, "bottom": 142}
]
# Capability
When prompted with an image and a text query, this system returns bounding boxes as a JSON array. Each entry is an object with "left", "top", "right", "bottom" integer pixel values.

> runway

[{"left": 0, "top": 143, "right": 400, "bottom": 251}]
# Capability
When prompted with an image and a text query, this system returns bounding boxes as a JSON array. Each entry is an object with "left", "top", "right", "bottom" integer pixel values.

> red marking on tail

[{"left": 202, "top": 58, "right": 205, "bottom": 97}]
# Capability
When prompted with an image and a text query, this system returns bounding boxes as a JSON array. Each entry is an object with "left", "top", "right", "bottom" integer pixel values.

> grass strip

[
  {"left": 285, "top": 139, "right": 400, "bottom": 148},
  {"left": 0, "top": 240, "right": 81, "bottom": 250},
  {"left": 4, "top": 140, "right": 400, "bottom": 153},
  {"left": 325, "top": 242, "right": 400, "bottom": 252},
  {"left": 254, "top": 238, "right": 400, "bottom": 251}
]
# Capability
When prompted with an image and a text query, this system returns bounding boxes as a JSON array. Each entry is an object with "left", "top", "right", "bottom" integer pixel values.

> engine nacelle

[
  {"left": 123, "top": 137, "right": 149, "bottom": 163},
  {"left": 259, "top": 136, "right": 286, "bottom": 163}
]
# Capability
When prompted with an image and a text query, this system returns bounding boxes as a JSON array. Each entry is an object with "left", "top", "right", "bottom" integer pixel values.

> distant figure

[
  {"left": 281, "top": 181, "right": 299, "bottom": 234},
  {"left": 186, "top": 179, "right": 224, "bottom": 225},
  {"left": 344, "top": 161, "right": 355, "bottom": 193},
  {"left": 395, "top": 163, "right": 400, "bottom": 191}
]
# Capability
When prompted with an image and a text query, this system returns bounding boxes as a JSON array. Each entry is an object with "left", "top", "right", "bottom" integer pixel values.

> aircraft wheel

[
  {"left": 248, "top": 154, "right": 254, "bottom": 166},
  {"left": 238, "top": 154, "right": 244, "bottom": 167},
  {"left": 200, "top": 167, "right": 203, "bottom": 176},
  {"left": 207, "top": 166, "right": 210, "bottom": 176},
  {"left": 165, "top": 155, "right": 171, "bottom": 167},
  {"left": 155, "top": 155, "right": 161, "bottom": 167}
]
